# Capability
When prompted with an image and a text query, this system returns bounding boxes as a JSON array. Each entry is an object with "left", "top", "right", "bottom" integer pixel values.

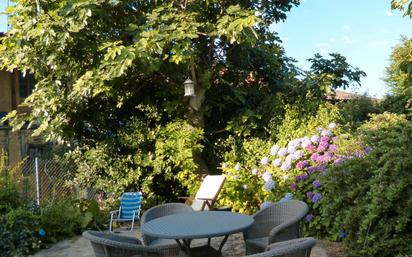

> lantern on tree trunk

[{"left": 184, "top": 77, "right": 195, "bottom": 96}]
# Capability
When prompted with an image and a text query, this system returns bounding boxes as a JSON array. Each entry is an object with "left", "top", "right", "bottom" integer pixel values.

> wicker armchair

[
  {"left": 243, "top": 200, "right": 309, "bottom": 254},
  {"left": 141, "top": 203, "right": 194, "bottom": 257},
  {"left": 83, "top": 230, "right": 175, "bottom": 257},
  {"left": 244, "top": 237, "right": 316, "bottom": 257}
]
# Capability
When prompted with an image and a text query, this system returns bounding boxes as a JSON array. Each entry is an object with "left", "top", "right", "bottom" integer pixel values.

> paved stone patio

[{"left": 34, "top": 226, "right": 328, "bottom": 257}]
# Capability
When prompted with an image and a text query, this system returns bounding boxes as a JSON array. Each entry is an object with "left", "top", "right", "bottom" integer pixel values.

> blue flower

[
  {"left": 312, "top": 180, "right": 322, "bottom": 188},
  {"left": 305, "top": 214, "right": 314, "bottom": 222},
  {"left": 339, "top": 230, "right": 348, "bottom": 238},
  {"left": 264, "top": 179, "right": 275, "bottom": 191},
  {"left": 260, "top": 201, "right": 272, "bottom": 209},
  {"left": 311, "top": 193, "right": 322, "bottom": 203},
  {"left": 279, "top": 193, "right": 294, "bottom": 203},
  {"left": 38, "top": 228, "right": 46, "bottom": 237}
]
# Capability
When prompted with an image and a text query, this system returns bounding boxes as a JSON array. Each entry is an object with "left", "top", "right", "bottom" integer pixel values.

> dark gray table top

[{"left": 142, "top": 211, "right": 254, "bottom": 240}]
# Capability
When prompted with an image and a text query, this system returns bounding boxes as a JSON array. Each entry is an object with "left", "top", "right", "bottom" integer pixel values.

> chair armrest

[
  {"left": 268, "top": 219, "right": 302, "bottom": 244},
  {"left": 245, "top": 238, "right": 316, "bottom": 257},
  {"left": 195, "top": 197, "right": 214, "bottom": 201}
]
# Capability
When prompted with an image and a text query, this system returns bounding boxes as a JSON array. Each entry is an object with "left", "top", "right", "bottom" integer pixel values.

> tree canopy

[{"left": 0, "top": 0, "right": 365, "bottom": 198}]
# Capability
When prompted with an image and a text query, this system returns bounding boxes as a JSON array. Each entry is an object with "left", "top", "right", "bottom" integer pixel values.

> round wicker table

[{"left": 142, "top": 211, "right": 254, "bottom": 257}]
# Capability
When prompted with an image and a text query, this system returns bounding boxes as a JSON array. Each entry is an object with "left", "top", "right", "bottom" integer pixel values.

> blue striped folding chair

[{"left": 109, "top": 192, "right": 143, "bottom": 232}]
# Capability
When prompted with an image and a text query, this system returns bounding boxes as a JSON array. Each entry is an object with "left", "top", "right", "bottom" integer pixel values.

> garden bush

[
  {"left": 218, "top": 104, "right": 356, "bottom": 218},
  {"left": 321, "top": 113, "right": 412, "bottom": 257}
]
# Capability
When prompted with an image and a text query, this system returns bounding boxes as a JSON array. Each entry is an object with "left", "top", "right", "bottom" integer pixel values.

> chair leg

[
  {"left": 109, "top": 216, "right": 113, "bottom": 232},
  {"left": 131, "top": 219, "right": 135, "bottom": 231}
]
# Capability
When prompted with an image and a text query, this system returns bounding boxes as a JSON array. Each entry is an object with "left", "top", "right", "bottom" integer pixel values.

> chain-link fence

[{"left": 19, "top": 156, "right": 90, "bottom": 205}]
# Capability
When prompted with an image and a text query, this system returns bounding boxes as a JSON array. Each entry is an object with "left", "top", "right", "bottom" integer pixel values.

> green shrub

[
  {"left": 321, "top": 113, "right": 412, "bottom": 257},
  {"left": 0, "top": 208, "right": 41, "bottom": 257}
]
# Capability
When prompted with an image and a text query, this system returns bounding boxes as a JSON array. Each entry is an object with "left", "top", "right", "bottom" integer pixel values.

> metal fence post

[{"left": 35, "top": 157, "right": 40, "bottom": 206}]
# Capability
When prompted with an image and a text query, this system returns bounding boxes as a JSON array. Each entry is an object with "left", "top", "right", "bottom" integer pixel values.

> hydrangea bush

[{"left": 219, "top": 121, "right": 370, "bottom": 234}]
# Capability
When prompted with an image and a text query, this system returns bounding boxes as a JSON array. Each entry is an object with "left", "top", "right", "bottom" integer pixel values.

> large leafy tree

[{"left": 0, "top": 0, "right": 364, "bottom": 199}]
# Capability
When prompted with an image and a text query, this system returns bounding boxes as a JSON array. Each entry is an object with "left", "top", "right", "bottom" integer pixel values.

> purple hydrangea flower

[
  {"left": 334, "top": 158, "right": 344, "bottom": 166},
  {"left": 270, "top": 145, "right": 280, "bottom": 156},
  {"left": 305, "top": 214, "right": 314, "bottom": 222},
  {"left": 222, "top": 163, "right": 228, "bottom": 168},
  {"left": 329, "top": 144, "right": 337, "bottom": 151},
  {"left": 278, "top": 148, "right": 288, "bottom": 157},
  {"left": 235, "top": 163, "right": 241, "bottom": 171},
  {"left": 305, "top": 144, "right": 317, "bottom": 152},
  {"left": 290, "top": 182, "right": 297, "bottom": 190},
  {"left": 365, "top": 146, "right": 372, "bottom": 154},
  {"left": 251, "top": 168, "right": 258, "bottom": 175},
  {"left": 262, "top": 171, "right": 272, "bottom": 182},
  {"left": 312, "top": 193, "right": 322, "bottom": 202},
  {"left": 310, "top": 153, "right": 320, "bottom": 162},
  {"left": 264, "top": 179, "right": 275, "bottom": 191},
  {"left": 306, "top": 191, "right": 314, "bottom": 200},
  {"left": 260, "top": 201, "right": 272, "bottom": 209},
  {"left": 311, "top": 135, "right": 320, "bottom": 143},
  {"left": 234, "top": 175, "right": 239, "bottom": 180},
  {"left": 281, "top": 161, "right": 292, "bottom": 172},
  {"left": 272, "top": 158, "right": 282, "bottom": 167},
  {"left": 312, "top": 180, "right": 322, "bottom": 188},
  {"left": 320, "top": 136, "right": 330, "bottom": 142},
  {"left": 307, "top": 166, "right": 316, "bottom": 174},
  {"left": 296, "top": 160, "right": 309, "bottom": 170},
  {"left": 228, "top": 172, "right": 232, "bottom": 176}
]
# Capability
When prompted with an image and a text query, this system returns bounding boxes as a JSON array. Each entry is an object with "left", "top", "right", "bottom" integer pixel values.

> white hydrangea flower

[
  {"left": 251, "top": 168, "right": 258, "bottom": 175},
  {"left": 321, "top": 130, "right": 332, "bottom": 137},
  {"left": 235, "top": 163, "right": 241, "bottom": 171},
  {"left": 278, "top": 148, "right": 288, "bottom": 157},
  {"left": 260, "top": 156, "right": 269, "bottom": 165},
  {"left": 270, "top": 145, "right": 280, "bottom": 156},
  {"left": 281, "top": 161, "right": 292, "bottom": 172},
  {"left": 301, "top": 139, "right": 312, "bottom": 148},
  {"left": 311, "top": 135, "right": 320, "bottom": 143},
  {"left": 328, "top": 122, "right": 337, "bottom": 129},
  {"left": 272, "top": 158, "right": 282, "bottom": 167}
]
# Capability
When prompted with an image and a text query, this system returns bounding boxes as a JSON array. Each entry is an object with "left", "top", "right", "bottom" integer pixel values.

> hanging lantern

[{"left": 184, "top": 77, "right": 195, "bottom": 96}]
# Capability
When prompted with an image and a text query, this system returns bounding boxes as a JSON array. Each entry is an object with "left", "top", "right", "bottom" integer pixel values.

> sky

[
  {"left": 274, "top": 0, "right": 412, "bottom": 98},
  {"left": 1, "top": 1, "right": 411, "bottom": 97}
]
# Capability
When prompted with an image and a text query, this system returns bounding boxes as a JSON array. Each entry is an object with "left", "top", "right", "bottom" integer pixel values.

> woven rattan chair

[
  {"left": 141, "top": 203, "right": 194, "bottom": 257},
  {"left": 83, "top": 230, "right": 175, "bottom": 257},
  {"left": 244, "top": 237, "right": 316, "bottom": 257},
  {"left": 243, "top": 200, "right": 309, "bottom": 254}
]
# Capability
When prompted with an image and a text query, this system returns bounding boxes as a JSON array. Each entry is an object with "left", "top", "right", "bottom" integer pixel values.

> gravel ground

[{"left": 33, "top": 226, "right": 329, "bottom": 257}]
